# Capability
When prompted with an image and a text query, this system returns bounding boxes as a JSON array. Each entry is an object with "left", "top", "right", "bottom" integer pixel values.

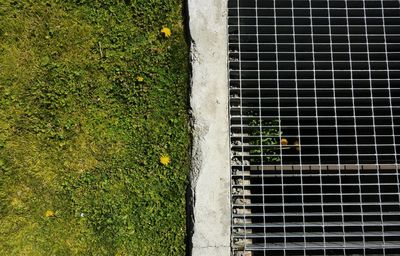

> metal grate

[{"left": 228, "top": 0, "right": 400, "bottom": 255}]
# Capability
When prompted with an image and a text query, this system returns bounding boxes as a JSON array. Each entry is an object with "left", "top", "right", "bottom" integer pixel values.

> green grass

[{"left": 0, "top": 0, "right": 190, "bottom": 255}]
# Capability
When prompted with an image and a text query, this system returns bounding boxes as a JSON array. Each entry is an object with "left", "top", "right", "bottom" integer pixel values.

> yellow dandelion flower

[
  {"left": 45, "top": 210, "right": 55, "bottom": 217},
  {"left": 280, "top": 138, "right": 288, "bottom": 146},
  {"left": 160, "top": 154, "right": 171, "bottom": 166},
  {"left": 136, "top": 76, "right": 144, "bottom": 82},
  {"left": 294, "top": 140, "right": 300, "bottom": 152},
  {"left": 160, "top": 27, "right": 172, "bottom": 38}
]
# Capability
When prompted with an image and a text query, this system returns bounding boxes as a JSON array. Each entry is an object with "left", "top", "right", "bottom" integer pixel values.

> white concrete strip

[{"left": 187, "top": 0, "right": 230, "bottom": 255}]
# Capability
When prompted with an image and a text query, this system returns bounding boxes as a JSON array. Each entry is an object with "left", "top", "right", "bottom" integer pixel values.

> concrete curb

[{"left": 187, "top": 0, "right": 230, "bottom": 255}]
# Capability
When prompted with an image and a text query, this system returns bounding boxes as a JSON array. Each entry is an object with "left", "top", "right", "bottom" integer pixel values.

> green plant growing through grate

[{"left": 248, "top": 119, "right": 282, "bottom": 164}]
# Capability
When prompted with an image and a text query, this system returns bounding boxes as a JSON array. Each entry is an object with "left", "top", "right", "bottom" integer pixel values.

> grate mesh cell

[{"left": 228, "top": 0, "right": 400, "bottom": 255}]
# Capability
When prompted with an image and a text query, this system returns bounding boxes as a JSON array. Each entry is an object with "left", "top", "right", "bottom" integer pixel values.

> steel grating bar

[{"left": 229, "top": 0, "right": 400, "bottom": 255}]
